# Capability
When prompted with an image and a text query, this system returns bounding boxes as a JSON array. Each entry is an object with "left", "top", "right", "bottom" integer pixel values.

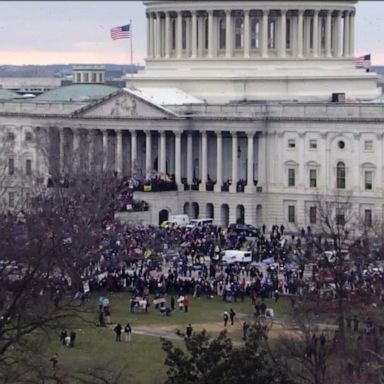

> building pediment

[{"left": 72, "top": 89, "right": 177, "bottom": 119}]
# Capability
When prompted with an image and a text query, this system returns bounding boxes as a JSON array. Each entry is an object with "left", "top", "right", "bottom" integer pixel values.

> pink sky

[{"left": 0, "top": 1, "right": 383, "bottom": 66}]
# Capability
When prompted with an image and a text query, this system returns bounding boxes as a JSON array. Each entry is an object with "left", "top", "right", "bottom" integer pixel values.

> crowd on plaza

[{"left": 76, "top": 220, "right": 384, "bottom": 313}]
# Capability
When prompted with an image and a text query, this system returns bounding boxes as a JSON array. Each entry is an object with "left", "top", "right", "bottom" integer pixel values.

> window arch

[{"left": 336, "top": 162, "right": 346, "bottom": 189}]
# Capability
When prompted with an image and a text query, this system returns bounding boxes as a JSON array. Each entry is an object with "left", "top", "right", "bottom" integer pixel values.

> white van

[
  {"left": 168, "top": 214, "right": 189, "bottom": 226},
  {"left": 186, "top": 218, "right": 213, "bottom": 229},
  {"left": 221, "top": 250, "right": 252, "bottom": 264}
]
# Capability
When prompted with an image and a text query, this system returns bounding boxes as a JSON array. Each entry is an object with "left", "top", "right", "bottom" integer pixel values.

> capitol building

[{"left": 1, "top": 0, "right": 384, "bottom": 233}]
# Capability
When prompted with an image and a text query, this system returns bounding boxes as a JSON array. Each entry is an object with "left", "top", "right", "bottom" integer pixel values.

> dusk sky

[{"left": 0, "top": 1, "right": 383, "bottom": 65}]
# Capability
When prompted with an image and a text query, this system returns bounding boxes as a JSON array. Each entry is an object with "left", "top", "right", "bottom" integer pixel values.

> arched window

[{"left": 336, "top": 162, "right": 346, "bottom": 189}]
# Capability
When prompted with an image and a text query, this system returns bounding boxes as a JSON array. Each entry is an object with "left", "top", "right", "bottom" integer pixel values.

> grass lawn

[{"left": 38, "top": 291, "right": 295, "bottom": 383}]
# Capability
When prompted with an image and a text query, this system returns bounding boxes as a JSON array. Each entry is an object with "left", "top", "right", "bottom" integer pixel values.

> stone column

[
  {"left": 245, "top": 132, "right": 255, "bottom": 193},
  {"left": 174, "top": 131, "right": 182, "bottom": 187},
  {"left": 291, "top": 15, "right": 298, "bottom": 56},
  {"left": 156, "top": 12, "right": 162, "bottom": 58},
  {"left": 131, "top": 130, "right": 137, "bottom": 175},
  {"left": 325, "top": 10, "right": 332, "bottom": 57},
  {"left": 214, "top": 132, "right": 223, "bottom": 192},
  {"left": 185, "top": 16, "right": 191, "bottom": 57},
  {"left": 187, "top": 132, "right": 193, "bottom": 184},
  {"left": 208, "top": 10, "right": 214, "bottom": 58},
  {"left": 279, "top": 9, "right": 287, "bottom": 57},
  {"left": 198, "top": 14, "right": 204, "bottom": 57},
  {"left": 297, "top": 10, "right": 304, "bottom": 58},
  {"left": 304, "top": 15, "right": 311, "bottom": 57},
  {"left": 145, "top": 130, "right": 152, "bottom": 176},
  {"left": 230, "top": 132, "right": 238, "bottom": 193},
  {"left": 298, "top": 132, "right": 305, "bottom": 188},
  {"left": 159, "top": 131, "right": 166, "bottom": 173},
  {"left": 336, "top": 11, "right": 343, "bottom": 57},
  {"left": 115, "top": 130, "right": 123, "bottom": 175},
  {"left": 191, "top": 11, "right": 197, "bottom": 58},
  {"left": 312, "top": 10, "right": 319, "bottom": 57},
  {"left": 199, "top": 131, "right": 207, "bottom": 191},
  {"left": 225, "top": 10, "right": 232, "bottom": 58},
  {"left": 73, "top": 128, "right": 80, "bottom": 169},
  {"left": 88, "top": 130, "right": 94, "bottom": 171},
  {"left": 150, "top": 14, "right": 155, "bottom": 58},
  {"left": 261, "top": 10, "right": 269, "bottom": 58},
  {"left": 102, "top": 130, "right": 108, "bottom": 172},
  {"left": 353, "top": 133, "right": 361, "bottom": 192},
  {"left": 377, "top": 133, "right": 383, "bottom": 192},
  {"left": 258, "top": 132, "right": 266, "bottom": 189},
  {"left": 349, "top": 12, "right": 355, "bottom": 57},
  {"left": 165, "top": 12, "right": 171, "bottom": 58},
  {"left": 343, "top": 11, "right": 350, "bottom": 57},
  {"left": 146, "top": 14, "right": 151, "bottom": 58},
  {"left": 177, "top": 11, "right": 183, "bottom": 58},
  {"left": 320, "top": 133, "right": 328, "bottom": 191},
  {"left": 244, "top": 10, "right": 250, "bottom": 58},
  {"left": 59, "top": 128, "right": 65, "bottom": 174}
]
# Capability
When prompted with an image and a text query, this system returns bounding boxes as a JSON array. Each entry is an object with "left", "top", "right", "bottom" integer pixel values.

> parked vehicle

[
  {"left": 186, "top": 218, "right": 213, "bottom": 229},
  {"left": 228, "top": 223, "right": 258, "bottom": 237},
  {"left": 221, "top": 250, "right": 252, "bottom": 264},
  {"left": 160, "top": 214, "right": 189, "bottom": 228}
]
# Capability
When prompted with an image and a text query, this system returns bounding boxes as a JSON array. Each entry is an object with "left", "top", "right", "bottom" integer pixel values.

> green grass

[{"left": 35, "top": 292, "right": 295, "bottom": 383}]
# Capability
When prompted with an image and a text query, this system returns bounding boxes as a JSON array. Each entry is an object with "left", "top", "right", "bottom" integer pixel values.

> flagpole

[{"left": 130, "top": 19, "right": 134, "bottom": 88}]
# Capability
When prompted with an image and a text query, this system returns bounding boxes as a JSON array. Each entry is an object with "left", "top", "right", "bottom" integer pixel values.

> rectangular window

[
  {"left": 8, "top": 158, "right": 14, "bottom": 175},
  {"left": 235, "top": 18, "right": 244, "bottom": 49},
  {"left": 288, "top": 169, "right": 295, "bottom": 187},
  {"left": 251, "top": 19, "right": 259, "bottom": 49},
  {"left": 7, "top": 132, "right": 15, "bottom": 141},
  {"left": 8, "top": 192, "right": 15, "bottom": 208},
  {"left": 288, "top": 139, "right": 296, "bottom": 148},
  {"left": 26, "top": 159, "right": 32, "bottom": 176},
  {"left": 364, "top": 140, "right": 373, "bottom": 151},
  {"left": 364, "top": 209, "right": 372, "bottom": 227},
  {"left": 336, "top": 208, "right": 345, "bottom": 226},
  {"left": 25, "top": 132, "right": 32, "bottom": 141},
  {"left": 309, "top": 140, "right": 318, "bottom": 149},
  {"left": 309, "top": 206, "right": 317, "bottom": 224},
  {"left": 288, "top": 205, "right": 295, "bottom": 223},
  {"left": 309, "top": 169, "right": 317, "bottom": 188},
  {"left": 365, "top": 171, "right": 373, "bottom": 190}
]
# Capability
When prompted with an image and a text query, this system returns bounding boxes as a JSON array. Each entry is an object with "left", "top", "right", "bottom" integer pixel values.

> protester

[
  {"left": 229, "top": 308, "right": 236, "bottom": 325},
  {"left": 50, "top": 353, "right": 59, "bottom": 369},
  {"left": 124, "top": 323, "right": 132, "bottom": 342},
  {"left": 114, "top": 323, "right": 122, "bottom": 342},
  {"left": 224, "top": 311, "right": 229, "bottom": 327},
  {"left": 242, "top": 321, "right": 250, "bottom": 340},
  {"left": 186, "top": 324, "right": 193, "bottom": 338}
]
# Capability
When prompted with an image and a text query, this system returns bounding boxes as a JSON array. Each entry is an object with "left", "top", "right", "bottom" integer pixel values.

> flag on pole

[
  {"left": 110, "top": 24, "right": 131, "bottom": 40},
  {"left": 353, "top": 54, "right": 371, "bottom": 68}
]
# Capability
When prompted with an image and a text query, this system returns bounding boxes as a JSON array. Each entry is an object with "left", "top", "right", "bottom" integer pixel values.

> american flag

[
  {"left": 110, "top": 24, "right": 130, "bottom": 40},
  {"left": 353, "top": 54, "right": 371, "bottom": 68}
]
